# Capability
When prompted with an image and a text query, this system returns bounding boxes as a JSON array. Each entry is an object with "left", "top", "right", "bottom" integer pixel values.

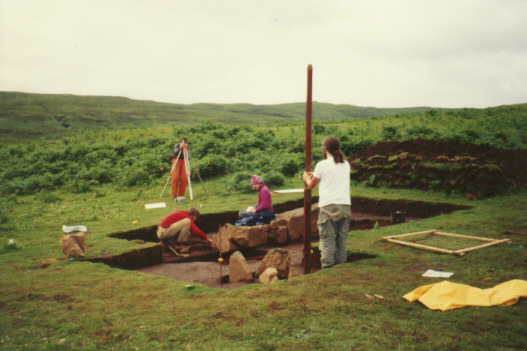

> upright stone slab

[
  {"left": 255, "top": 248, "right": 292, "bottom": 279},
  {"left": 60, "top": 233, "right": 86, "bottom": 258},
  {"left": 229, "top": 251, "right": 253, "bottom": 283}
]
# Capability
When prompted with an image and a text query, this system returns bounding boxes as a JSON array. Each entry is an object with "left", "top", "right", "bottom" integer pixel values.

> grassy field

[
  {"left": 0, "top": 176, "right": 525, "bottom": 350},
  {"left": 0, "top": 94, "right": 525, "bottom": 349}
]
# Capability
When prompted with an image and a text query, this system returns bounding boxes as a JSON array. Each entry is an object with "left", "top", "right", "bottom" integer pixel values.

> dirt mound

[{"left": 349, "top": 139, "right": 527, "bottom": 198}]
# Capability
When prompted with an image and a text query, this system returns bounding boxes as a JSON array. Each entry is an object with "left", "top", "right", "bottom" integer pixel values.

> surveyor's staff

[
  {"left": 303, "top": 64, "right": 313, "bottom": 274},
  {"left": 183, "top": 147, "right": 194, "bottom": 201},
  {"left": 159, "top": 148, "right": 182, "bottom": 199},
  {"left": 218, "top": 224, "right": 223, "bottom": 287}
]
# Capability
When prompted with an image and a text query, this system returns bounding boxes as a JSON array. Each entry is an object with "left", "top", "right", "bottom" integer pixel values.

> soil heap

[{"left": 348, "top": 138, "right": 527, "bottom": 198}]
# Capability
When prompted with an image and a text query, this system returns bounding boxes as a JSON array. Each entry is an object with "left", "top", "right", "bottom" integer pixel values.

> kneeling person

[{"left": 157, "top": 208, "right": 212, "bottom": 245}]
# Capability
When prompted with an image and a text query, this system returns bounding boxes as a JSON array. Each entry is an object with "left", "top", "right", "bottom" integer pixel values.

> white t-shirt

[{"left": 313, "top": 156, "right": 351, "bottom": 207}]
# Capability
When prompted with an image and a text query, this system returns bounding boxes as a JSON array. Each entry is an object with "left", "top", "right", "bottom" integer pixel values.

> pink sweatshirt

[{"left": 255, "top": 185, "right": 273, "bottom": 213}]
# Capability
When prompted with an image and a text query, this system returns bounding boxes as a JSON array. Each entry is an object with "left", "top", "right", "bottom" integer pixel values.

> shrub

[
  {"left": 381, "top": 126, "right": 400, "bottom": 140},
  {"left": 313, "top": 121, "right": 326, "bottom": 134},
  {"left": 118, "top": 169, "right": 151, "bottom": 187},
  {"left": 194, "top": 155, "right": 228, "bottom": 179},
  {"left": 405, "top": 125, "right": 439, "bottom": 139},
  {"left": 263, "top": 171, "right": 284, "bottom": 188},
  {"left": 340, "top": 138, "right": 374, "bottom": 156},
  {"left": 228, "top": 171, "right": 253, "bottom": 193},
  {"left": 38, "top": 191, "right": 61, "bottom": 204},
  {"left": 278, "top": 154, "right": 303, "bottom": 176},
  {"left": 0, "top": 196, "right": 15, "bottom": 224},
  {"left": 67, "top": 180, "right": 94, "bottom": 193}
]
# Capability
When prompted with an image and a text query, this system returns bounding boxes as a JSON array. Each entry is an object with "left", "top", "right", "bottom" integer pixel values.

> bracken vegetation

[{"left": 1, "top": 99, "right": 525, "bottom": 198}]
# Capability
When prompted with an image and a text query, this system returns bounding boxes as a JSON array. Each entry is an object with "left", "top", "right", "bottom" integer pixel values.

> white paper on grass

[
  {"left": 273, "top": 189, "right": 305, "bottom": 194},
  {"left": 62, "top": 225, "right": 88, "bottom": 233},
  {"left": 145, "top": 202, "right": 167, "bottom": 210},
  {"left": 422, "top": 269, "right": 454, "bottom": 278}
]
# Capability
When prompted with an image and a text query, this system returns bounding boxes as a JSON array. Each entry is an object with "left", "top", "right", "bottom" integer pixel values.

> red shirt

[{"left": 159, "top": 211, "right": 207, "bottom": 240}]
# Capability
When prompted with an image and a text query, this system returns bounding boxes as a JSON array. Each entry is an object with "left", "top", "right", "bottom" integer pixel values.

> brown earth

[
  {"left": 349, "top": 138, "right": 527, "bottom": 198},
  {"left": 89, "top": 197, "right": 468, "bottom": 289},
  {"left": 350, "top": 138, "right": 527, "bottom": 183}
]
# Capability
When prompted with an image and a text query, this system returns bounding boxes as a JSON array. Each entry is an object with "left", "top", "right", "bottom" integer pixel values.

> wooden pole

[{"left": 303, "top": 64, "right": 313, "bottom": 274}]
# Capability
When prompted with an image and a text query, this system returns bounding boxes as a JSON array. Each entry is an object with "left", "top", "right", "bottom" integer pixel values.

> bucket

[{"left": 391, "top": 211, "right": 406, "bottom": 224}]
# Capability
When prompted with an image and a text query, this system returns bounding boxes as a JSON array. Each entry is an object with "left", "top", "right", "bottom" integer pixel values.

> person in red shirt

[{"left": 157, "top": 208, "right": 212, "bottom": 245}]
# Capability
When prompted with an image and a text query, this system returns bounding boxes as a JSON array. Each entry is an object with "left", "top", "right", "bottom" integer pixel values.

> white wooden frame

[{"left": 381, "top": 230, "right": 511, "bottom": 256}]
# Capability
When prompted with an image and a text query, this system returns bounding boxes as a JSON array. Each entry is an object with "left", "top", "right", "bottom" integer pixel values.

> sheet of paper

[
  {"left": 62, "top": 225, "right": 88, "bottom": 233},
  {"left": 422, "top": 269, "right": 454, "bottom": 278},
  {"left": 145, "top": 202, "right": 167, "bottom": 210},
  {"left": 273, "top": 189, "right": 305, "bottom": 193}
]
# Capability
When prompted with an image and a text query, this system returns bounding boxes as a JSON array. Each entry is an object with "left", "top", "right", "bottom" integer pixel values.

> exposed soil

[
  {"left": 349, "top": 138, "right": 527, "bottom": 198},
  {"left": 87, "top": 197, "right": 468, "bottom": 289}
]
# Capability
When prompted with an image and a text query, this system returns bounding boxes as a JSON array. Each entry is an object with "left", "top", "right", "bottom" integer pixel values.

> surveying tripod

[{"left": 159, "top": 145, "right": 208, "bottom": 201}]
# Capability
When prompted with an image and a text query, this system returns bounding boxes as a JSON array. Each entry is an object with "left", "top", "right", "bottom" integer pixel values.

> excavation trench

[{"left": 86, "top": 197, "right": 468, "bottom": 289}]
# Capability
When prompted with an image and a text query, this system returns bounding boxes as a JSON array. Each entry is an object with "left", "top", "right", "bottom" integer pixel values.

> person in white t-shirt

[{"left": 303, "top": 136, "right": 351, "bottom": 268}]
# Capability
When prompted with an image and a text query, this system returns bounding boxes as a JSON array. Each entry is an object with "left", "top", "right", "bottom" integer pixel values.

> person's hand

[
  {"left": 207, "top": 238, "right": 213, "bottom": 245},
  {"left": 302, "top": 171, "right": 313, "bottom": 182}
]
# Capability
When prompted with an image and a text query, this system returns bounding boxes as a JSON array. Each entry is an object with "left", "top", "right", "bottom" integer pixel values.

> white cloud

[{"left": 1, "top": 0, "right": 526, "bottom": 108}]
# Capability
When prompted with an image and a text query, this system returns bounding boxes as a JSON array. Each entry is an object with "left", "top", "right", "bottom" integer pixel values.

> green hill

[{"left": 0, "top": 91, "right": 439, "bottom": 143}]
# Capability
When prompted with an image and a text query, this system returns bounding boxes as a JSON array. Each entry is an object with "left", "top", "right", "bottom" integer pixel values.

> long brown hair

[{"left": 323, "top": 136, "right": 346, "bottom": 164}]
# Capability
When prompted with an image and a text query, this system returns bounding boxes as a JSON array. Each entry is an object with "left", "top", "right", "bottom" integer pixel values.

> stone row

[{"left": 211, "top": 204, "right": 319, "bottom": 254}]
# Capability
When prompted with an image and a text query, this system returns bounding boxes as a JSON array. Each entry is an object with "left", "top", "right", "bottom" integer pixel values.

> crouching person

[{"left": 157, "top": 207, "right": 213, "bottom": 245}]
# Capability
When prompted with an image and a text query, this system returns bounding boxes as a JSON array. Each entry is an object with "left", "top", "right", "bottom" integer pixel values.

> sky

[{"left": 1, "top": 0, "right": 526, "bottom": 108}]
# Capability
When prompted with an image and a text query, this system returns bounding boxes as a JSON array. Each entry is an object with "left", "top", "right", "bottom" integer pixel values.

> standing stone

[
  {"left": 255, "top": 248, "right": 292, "bottom": 279},
  {"left": 258, "top": 267, "right": 279, "bottom": 284},
  {"left": 229, "top": 251, "right": 253, "bottom": 283},
  {"left": 60, "top": 233, "right": 85, "bottom": 258}
]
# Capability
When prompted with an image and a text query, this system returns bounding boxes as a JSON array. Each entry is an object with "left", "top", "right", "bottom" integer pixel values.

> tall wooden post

[{"left": 303, "top": 64, "right": 313, "bottom": 274}]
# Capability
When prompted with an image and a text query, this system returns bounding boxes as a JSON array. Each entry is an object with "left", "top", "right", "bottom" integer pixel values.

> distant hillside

[{"left": 0, "top": 91, "right": 438, "bottom": 142}]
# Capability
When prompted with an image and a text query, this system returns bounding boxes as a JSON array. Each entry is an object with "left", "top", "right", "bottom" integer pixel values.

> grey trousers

[{"left": 317, "top": 204, "right": 351, "bottom": 268}]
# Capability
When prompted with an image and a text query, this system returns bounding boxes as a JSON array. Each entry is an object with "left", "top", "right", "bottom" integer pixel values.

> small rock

[
  {"left": 259, "top": 267, "right": 279, "bottom": 284},
  {"left": 255, "top": 248, "right": 292, "bottom": 279}
]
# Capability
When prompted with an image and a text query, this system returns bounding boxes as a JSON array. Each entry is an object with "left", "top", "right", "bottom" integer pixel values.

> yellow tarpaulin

[{"left": 403, "top": 279, "right": 527, "bottom": 311}]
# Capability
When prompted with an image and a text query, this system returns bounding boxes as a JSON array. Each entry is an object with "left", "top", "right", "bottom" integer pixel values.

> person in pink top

[
  {"left": 237, "top": 175, "right": 275, "bottom": 225},
  {"left": 157, "top": 207, "right": 212, "bottom": 245}
]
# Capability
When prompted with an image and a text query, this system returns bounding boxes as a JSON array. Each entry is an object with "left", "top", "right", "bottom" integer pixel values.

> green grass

[
  {"left": 0, "top": 177, "right": 525, "bottom": 350},
  {"left": 1, "top": 94, "right": 525, "bottom": 349}
]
